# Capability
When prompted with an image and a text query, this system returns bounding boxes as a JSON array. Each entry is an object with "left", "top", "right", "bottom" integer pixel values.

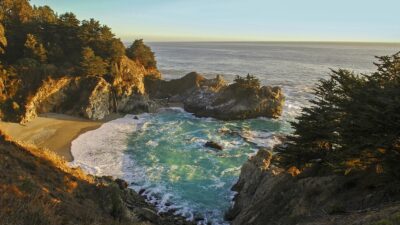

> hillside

[{"left": 0, "top": 131, "right": 193, "bottom": 225}]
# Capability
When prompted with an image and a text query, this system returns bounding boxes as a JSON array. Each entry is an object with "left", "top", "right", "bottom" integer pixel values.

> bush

[{"left": 126, "top": 39, "right": 157, "bottom": 69}]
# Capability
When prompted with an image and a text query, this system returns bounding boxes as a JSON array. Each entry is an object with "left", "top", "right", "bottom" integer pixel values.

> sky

[{"left": 30, "top": 0, "right": 400, "bottom": 42}]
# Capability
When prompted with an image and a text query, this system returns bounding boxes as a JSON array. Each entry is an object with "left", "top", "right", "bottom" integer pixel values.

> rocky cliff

[
  {"left": 18, "top": 56, "right": 160, "bottom": 123},
  {"left": 16, "top": 69, "right": 284, "bottom": 123},
  {"left": 146, "top": 72, "right": 285, "bottom": 120},
  {"left": 226, "top": 149, "right": 400, "bottom": 225}
]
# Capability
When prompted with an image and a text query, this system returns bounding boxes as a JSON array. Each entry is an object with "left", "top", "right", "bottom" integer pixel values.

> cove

[{"left": 71, "top": 108, "right": 291, "bottom": 224}]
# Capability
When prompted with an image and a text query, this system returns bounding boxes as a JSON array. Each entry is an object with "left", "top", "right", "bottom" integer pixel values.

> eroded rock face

[
  {"left": 20, "top": 57, "right": 160, "bottom": 123},
  {"left": 18, "top": 68, "right": 284, "bottom": 123},
  {"left": 146, "top": 72, "right": 285, "bottom": 120},
  {"left": 22, "top": 76, "right": 113, "bottom": 123},
  {"left": 227, "top": 149, "right": 400, "bottom": 225}
]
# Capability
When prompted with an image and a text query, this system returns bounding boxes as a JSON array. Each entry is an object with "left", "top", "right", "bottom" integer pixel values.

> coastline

[{"left": 0, "top": 113, "right": 121, "bottom": 161}]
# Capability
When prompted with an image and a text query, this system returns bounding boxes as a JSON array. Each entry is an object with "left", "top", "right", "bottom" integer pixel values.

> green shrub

[{"left": 126, "top": 39, "right": 157, "bottom": 69}]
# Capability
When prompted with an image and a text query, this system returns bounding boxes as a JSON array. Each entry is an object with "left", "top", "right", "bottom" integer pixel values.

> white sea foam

[
  {"left": 240, "top": 130, "right": 282, "bottom": 149},
  {"left": 70, "top": 108, "right": 281, "bottom": 225},
  {"left": 70, "top": 114, "right": 146, "bottom": 178}
]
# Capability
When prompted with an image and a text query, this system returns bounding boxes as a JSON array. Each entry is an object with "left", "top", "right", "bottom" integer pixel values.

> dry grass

[{"left": 0, "top": 130, "right": 149, "bottom": 225}]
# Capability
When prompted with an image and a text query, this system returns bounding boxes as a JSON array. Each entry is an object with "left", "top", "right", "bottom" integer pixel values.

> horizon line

[{"left": 139, "top": 40, "right": 400, "bottom": 44}]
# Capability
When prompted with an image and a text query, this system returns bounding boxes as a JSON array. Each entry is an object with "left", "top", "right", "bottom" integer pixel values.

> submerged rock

[{"left": 204, "top": 141, "right": 224, "bottom": 151}]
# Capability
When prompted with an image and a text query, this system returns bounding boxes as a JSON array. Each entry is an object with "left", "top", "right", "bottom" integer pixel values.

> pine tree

[
  {"left": 279, "top": 52, "right": 400, "bottom": 175},
  {"left": 24, "top": 34, "right": 47, "bottom": 62},
  {"left": 80, "top": 47, "right": 107, "bottom": 77},
  {"left": 126, "top": 39, "right": 157, "bottom": 69}
]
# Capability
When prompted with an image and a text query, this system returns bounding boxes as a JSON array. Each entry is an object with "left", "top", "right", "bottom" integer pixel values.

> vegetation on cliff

[
  {"left": 126, "top": 39, "right": 157, "bottom": 70},
  {"left": 278, "top": 52, "right": 400, "bottom": 176},
  {"left": 0, "top": 0, "right": 158, "bottom": 122},
  {"left": 228, "top": 53, "right": 400, "bottom": 225}
]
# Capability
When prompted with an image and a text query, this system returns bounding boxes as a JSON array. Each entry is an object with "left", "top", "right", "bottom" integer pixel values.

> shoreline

[{"left": 0, "top": 113, "right": 122, "bottom": 162}]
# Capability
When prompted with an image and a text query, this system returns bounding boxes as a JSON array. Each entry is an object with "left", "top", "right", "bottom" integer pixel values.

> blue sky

[{"left": 31, "top": 0, "right": 400, "bottom": 42}]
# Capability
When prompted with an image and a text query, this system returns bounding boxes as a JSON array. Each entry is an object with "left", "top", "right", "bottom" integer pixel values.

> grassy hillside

[{"left": 0, "top": 131, "right": 191, "bottom": 225}]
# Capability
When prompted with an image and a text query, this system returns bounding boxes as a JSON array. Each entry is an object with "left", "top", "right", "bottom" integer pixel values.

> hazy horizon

[{"left": 30, "top": 0, "right": 400, "bottom": 43}]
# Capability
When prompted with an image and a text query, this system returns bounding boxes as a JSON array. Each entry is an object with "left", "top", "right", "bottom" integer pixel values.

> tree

[
  {"left": 24, "top": 33, "right": 47, "bottom": 62},
  {"left": 234, "top": 74, "right": 261, "bottom": 89},
  {"left": 32, "top": 5, "right": 57, "bottom": 24},
  {"left": 59, "top": 12, "right": 80, "bottom": 28},
  {"left": 126, "top": 39, "right": 157, "bottom": 69},
  {"left": 80, "top": 47, "right": 107, "bottom": 77},
  {"left": 279, "top": 52, "right": 400, "bottom": 175},
  {"left": 0, "top": 0, "right": 33, "bottom": 23}
]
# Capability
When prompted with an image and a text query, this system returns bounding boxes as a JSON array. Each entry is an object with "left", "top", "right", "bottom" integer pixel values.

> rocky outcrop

[
  {"left": 22, "top": 76, "right": 113, "bottom": 123},
  {"left": 226, "top": 149, "right": 400, "bottom": 225},
  {"left": 19, "top": 57, "right": 160, "bottom": 123},
  {"left": 146, "top": 72, "right": 285, "bottom": 120},
  {"left": 16, "top": 65, "right": 284, "bottom": 123},
  {"left": 204, "top": 141, "right": 224, "bottom": 150}
]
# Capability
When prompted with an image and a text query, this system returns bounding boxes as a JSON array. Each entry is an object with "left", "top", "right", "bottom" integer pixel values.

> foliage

[
  {"left": 80, "top": 47, "right": 107, "bottom": 77},
  {"left": 0, "top": 0, "right": 158, "bottom": 120},
  {"left": 126, "top": 39, "right": 157, "bottom": 69},
  {"left": 230, "top": 74, "right": 261, "bottom": 97},
  {"left": 278, "top": 52, "right": 400, "bottom": 176},
  {"left": 24, "top": 33, "right": 47, "bottom": 62},
  {"left": 233, "top": 73, "right": 261, "bottom": 89}
]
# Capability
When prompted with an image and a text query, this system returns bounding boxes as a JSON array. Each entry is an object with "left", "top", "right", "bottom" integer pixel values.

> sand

[{"left": 0, "top": 113, "right": 120, "bottom": 162}]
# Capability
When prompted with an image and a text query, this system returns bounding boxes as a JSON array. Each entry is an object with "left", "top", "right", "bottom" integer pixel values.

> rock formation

[
  {"left": 226, "top": 149, "right": 400, "bottom": 225},
  {"left": 146, "top": 72, "right": 285, "bottom": 120},
  {"left": 204, "top": 141, "right": 224, "bottom": 151},
  {"left": 16, "top": 69, "right": 284, "bottom": 124},
  {"left": 19, "top": 56, "right": 160, "bottom": 123}
]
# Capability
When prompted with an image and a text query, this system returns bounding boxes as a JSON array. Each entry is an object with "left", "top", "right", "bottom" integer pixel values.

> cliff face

[
  {"left": 22, "top": 76, "right": 113, "bottom": 123},
  {"left": 226, "top": 149, "right": 400, "bottom": 225},
  {"left": 146, "top": 72, "right": 285, "bottom": 120},
  {"left": 18, "top": 56, "right": 160, "bottom": 123},
  {"left": 8, "top": 62, "right": 285, "bottom": 123}
]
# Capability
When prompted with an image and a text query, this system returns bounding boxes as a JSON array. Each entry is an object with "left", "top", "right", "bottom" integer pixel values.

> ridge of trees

[{"left": 0, "top": 0, "right": 157, "bottom": 120}]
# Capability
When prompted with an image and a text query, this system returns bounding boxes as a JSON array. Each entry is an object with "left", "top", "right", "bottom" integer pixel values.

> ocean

[{"left": 71, "top": 42, "right": 400, "bottom": 225}]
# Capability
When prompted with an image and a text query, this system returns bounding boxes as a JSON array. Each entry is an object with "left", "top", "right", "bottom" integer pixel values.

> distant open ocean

[
  {"left": 149, "top": 42, "right": 400, "bottom": 121},
  {"left": 72, "top": 42, "right": 400, "bottom": 225}
]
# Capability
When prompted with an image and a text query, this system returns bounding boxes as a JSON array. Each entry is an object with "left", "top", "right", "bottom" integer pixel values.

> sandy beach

[{"left": 0, "top": 113, "right": 120, "bottom": 161}]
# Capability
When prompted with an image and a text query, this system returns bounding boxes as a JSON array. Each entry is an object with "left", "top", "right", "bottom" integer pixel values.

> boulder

[
  {"left": 204, "top": 141, "right": 223, "bottom": 151},
  {"left": 115, "top": 178, "right": 128, "bottom": 190}
]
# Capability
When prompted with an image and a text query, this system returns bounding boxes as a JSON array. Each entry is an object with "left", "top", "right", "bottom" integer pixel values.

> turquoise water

[
  {"left": 71, "top": 108, "right": 291, "bottom": 224},
  {"left": 126, "top": 109, "right": 290, "bottom": 224}
]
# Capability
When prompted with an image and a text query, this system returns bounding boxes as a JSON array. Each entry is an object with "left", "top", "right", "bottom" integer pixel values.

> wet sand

[{"left": 0, "top": 113, "right": 120, "bottom": 161}]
